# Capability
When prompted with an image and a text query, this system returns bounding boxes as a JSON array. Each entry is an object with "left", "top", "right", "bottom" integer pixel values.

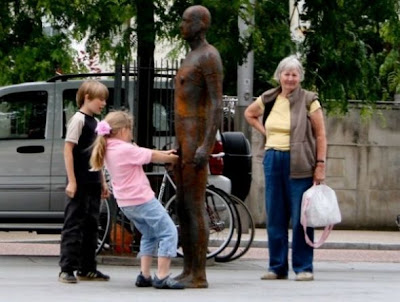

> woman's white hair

[{"left": 273, "top": 55, "right": 305, "bottom": 83}]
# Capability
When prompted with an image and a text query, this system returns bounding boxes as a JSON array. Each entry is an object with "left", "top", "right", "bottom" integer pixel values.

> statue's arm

[{"left": 194, "top": 49, "right": 223, "bottom": 167}]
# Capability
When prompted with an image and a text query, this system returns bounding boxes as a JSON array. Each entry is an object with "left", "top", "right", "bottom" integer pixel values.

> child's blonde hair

[
  {"left": 90, "top": 111, "right": 134, "bottom": 171},
  {"left": 76, "top": 80, "right": 109, "bottom": 108}
]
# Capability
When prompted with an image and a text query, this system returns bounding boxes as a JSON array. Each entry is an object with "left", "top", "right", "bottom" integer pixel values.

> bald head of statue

[{"left": 180, "top": 5, "right": 211, "bottom": 40}]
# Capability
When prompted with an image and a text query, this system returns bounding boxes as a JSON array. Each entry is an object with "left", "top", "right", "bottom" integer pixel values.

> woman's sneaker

[
  {"left": 152, "top": 275, "right": 184, "bottom": 289},
  {"left": 58, "top": 271, "right": 77, "bottom": 284},
  {"left": 295, "top": 272, "right": 314, "bottom": 281},
  {"left": 135, "top": 272, "right": 153, "bottom": 287},
  {"left": 77, "top": 270, "right": 110, "bottom": 281},
  {"left": 260, "top": 271, "right": 288, "bottom": 280}
]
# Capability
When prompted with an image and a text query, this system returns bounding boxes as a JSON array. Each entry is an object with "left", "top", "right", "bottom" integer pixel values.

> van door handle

[{"left": 17, "top": 146, "right": 45, "bottom": 153}]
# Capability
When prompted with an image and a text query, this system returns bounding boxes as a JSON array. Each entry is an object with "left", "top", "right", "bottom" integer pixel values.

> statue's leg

[
  {"left": 175, "top": 163, "right": 209, "bottom": 288},
  {"left": 173, "top": 159, "right": 192, "bottom": 280}
]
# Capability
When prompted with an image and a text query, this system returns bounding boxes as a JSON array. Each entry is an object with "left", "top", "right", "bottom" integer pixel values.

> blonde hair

[
  {"left": 90, "top": 111, "right": 134, "bottom": 171},
  {"left": 76, "top": 80, "right": 109, "bottom": 108}
]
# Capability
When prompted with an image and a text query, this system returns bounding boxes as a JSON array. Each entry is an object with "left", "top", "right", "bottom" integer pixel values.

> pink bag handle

[{"left": 301, "top": 194, "right": 334, "bottom": 248}]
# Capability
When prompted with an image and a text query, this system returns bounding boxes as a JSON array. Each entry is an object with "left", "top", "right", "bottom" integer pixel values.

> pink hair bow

[{"left": 95, "top": 121, "right": 111, "bottom": 136}]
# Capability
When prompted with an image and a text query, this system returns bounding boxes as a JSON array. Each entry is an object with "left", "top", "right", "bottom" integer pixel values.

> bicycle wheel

[
  {"left": 226, "top": 194, "right": 255, "bottom": 261},
  {"left": 164, "top": 187, "right": 235, "bottom": 259},
  {"left": 96, "top": 197, "right": 111, "bottom": 255},
  {"left": 209, "top": 186, "right": 242, "bottom": 262}
]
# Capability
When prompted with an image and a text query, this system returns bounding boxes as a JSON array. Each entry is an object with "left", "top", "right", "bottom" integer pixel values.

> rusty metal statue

[{"left": 173, "top": 5, "right": 223, "bottom": 288}]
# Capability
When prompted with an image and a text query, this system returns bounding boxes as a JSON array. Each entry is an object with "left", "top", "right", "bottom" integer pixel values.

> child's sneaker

[
  {"left": 152, "top": 275, "right": 184, "bottom": 289},
  {"left": 135, "top": 272, "right": 153, "bottom": 287},
  {"left": 58, "top": 271, "right": 77, "bottom": 284},
  {"left": 77, "top": 270, "right": 110, "bottom": 281}
]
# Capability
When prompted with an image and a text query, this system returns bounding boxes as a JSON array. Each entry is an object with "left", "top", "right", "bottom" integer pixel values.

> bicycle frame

[{"left": 155, "top": 152, "right": 225, "bottom": 203}]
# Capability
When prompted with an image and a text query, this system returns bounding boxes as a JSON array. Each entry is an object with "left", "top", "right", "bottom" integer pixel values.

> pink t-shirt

[{"left": 104, "top": 138, "right": 154, "bottom": 207}]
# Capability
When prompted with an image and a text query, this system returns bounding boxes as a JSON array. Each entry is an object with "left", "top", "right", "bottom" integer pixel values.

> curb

[
  {"left": 4, "top": 239, "right": 400, "bottom": 251},
  {"left": 242, "top": 240, "right": 400, "bottom": 251}
]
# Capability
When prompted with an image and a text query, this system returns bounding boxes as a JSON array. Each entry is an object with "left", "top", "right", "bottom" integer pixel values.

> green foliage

[
  {"left": 2, "top": 0, "right": 400, "bottom": 117},
  {"left": 40, "top": 0, "right": 136, "bottom": 62},
  {"left": 252, "top": 0, "right": 295, "bottom": 96},
  {"left": 300, "top": 0, "right": 400, "bottom": 113},
  {"left": 379, "top": 7, "right": 400, "bottom": 98},
  {"left": 0, "top": 0, "right": 82, "bottom": 85}
]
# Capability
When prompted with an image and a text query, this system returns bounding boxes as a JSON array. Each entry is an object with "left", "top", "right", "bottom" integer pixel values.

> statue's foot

[
  {"left": 174, "top": 273, "right": 208, "bottom": 288},
  {"left": 173, "top": 271, "right": 190, "bottom": 281},
  {"left": 184, "top": 279, "right": 209, "bottom": 288}
]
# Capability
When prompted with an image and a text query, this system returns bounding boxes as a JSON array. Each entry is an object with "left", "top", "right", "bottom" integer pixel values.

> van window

[
  {"left": 0, "top": 91, "right": 47, "bottom": 139},
  {"left": 153, "top": 103, "right": 169, "bottom": 132},
  {"left": 152, "top": 88, "right": 175, "bottom": 137}
]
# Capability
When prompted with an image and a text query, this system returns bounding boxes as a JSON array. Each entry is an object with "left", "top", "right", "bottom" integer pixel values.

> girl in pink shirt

[{"left": 90, "top": 111, "right": 184, "bottom": 289}]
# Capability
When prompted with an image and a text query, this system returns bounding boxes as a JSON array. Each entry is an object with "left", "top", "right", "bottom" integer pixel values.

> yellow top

[{"left": 256, "top": 95, "right": 321, "bottom": 150}]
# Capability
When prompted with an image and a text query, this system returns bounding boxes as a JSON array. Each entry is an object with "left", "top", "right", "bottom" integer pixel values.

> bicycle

[
  {"left": 158, "top": 152, "right": 235, "bottom": 259},
  {"left": 207, "top": 186, "right": 255, "bottom": 262},
  {"left": 219, "top": 193, "right": 255, "bottom": 261},
  {"left": 96, "top": 153, "right": 236, "bottom": 259}
]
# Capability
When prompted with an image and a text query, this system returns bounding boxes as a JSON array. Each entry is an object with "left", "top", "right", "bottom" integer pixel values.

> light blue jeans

[
  {"left": 120, "top": 198, "right": 178, "bottom": 258},
  {"left": 263, "top": 149, "right": 314, "bottom": 275}
]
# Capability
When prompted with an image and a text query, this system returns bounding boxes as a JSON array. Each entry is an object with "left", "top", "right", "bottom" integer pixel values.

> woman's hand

[
  {"left": 244, "top": 101, "right": 266, "bottom": 136},
  {"left": 313, "top": 162, "right": 326, "bottom": 185}
]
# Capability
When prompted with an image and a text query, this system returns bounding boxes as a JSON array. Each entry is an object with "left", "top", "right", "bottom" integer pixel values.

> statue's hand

[{"left": 193, "top": 146, "right": 208, "bottom": 168}]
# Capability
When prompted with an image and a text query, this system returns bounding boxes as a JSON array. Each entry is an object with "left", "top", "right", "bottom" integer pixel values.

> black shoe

[
  {"left": 135, "top": 272, "right": 153, "bottom": 287},
  {"left": 77, "top": 270, "right": 110, "bottom": 281},
  {"left": 152, "top": 275, "right": 184, "bottom": 289},
  {"left": 59, "top": 271, "right": 77, "bottom": 284}
]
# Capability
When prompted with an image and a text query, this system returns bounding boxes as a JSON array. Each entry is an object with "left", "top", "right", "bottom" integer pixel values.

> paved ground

[
  {"left": 1, "top": 229, "right": 400, "bottom": 301},
  {"left": 1, "top": 256, "right": 400, "bottom": 302}
]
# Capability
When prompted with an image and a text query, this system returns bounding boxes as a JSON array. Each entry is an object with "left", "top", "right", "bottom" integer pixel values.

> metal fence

[{"left": 114, "top": 61, "right": 239, "bottom": 150}]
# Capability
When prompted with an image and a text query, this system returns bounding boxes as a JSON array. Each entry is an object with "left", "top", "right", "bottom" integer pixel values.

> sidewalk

[
  {"left": 0, "top": 229, "right": 399, "bottom": 257},
  {"left": 252, "top": 228, "right": 400, "bottom": 250}
]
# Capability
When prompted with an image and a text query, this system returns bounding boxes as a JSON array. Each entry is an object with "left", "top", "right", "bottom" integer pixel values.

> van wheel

[{"left": 221, "top": 132, "right": 252, "bottom": 201}]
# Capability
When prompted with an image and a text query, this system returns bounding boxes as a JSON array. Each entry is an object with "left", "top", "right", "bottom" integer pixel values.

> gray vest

[{"left": 261, "top": 85, "right": 318, "bottom": 178}]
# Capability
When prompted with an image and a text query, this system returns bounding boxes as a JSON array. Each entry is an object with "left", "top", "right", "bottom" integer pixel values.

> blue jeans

[
  {"left": 263, "top": 149, "right": 314, "bottom": 275},
  {"left": 120, "top": 198, "right": 178, "bottom": 258}
]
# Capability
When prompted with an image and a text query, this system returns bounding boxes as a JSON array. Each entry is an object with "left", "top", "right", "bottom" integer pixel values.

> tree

[
  {"left": 378, "top": 1, "right": 400, "bottom": 100},
  {"left": 0, "top": 0, "right": 77, "bottom": 85},
  {"left": 301, "top": 0, "right": 398, "bottom": 112},
  {"left": 136, "top": 0, "right": 155, "bottom": 148},
  {"left": 3, "top": 0, "right": 400, "bottom": 114},
  {"left": 251, "top": 0, "right": 295, "bottom": 96}
]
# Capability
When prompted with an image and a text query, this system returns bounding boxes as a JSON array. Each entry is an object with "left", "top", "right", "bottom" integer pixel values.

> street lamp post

[{"left": 236, "top": 0, "right": 255, "bottom": 140}]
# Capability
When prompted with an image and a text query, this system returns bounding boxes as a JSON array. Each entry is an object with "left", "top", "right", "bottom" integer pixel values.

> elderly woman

[{"left": 244, "top": 55, "right": 327, "bottom": 281}]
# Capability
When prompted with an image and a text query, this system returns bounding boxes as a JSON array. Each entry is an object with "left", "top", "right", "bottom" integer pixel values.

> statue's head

[{"left": 180, "top": 5, "right": 211, "bottom": 40}]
